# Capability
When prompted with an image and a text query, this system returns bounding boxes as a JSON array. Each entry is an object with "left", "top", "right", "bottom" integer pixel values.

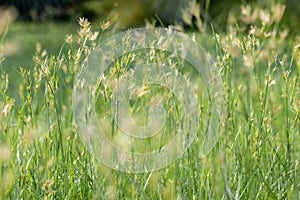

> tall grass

[{"left": 0, "top": 2, "right": 299, "bottom": 199}]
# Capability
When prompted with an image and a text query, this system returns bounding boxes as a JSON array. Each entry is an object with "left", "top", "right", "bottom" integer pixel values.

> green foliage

[{"left": 0, "top": 1, "right": 300, "bottom": 199}]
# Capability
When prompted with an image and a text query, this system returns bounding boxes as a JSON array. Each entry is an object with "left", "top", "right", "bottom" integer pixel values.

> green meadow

[{"left": 0, "top": 1, "right": 299, "bottom": 199}]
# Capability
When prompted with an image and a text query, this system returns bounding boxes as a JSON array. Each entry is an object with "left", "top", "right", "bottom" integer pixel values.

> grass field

[
  {"left": 1, "top": 22, "right": 77, "bottom": 101},
  {"left": 0, "top": 2, "right": 300, "bottom": 199}
]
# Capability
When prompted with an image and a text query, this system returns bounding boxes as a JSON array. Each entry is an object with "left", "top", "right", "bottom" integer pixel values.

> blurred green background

[
  {"left": 1, "top": 0, "right": 299, "bottom": 29},
  {"left": 0, "top": 0, "right": 300, "bottom": 98}
]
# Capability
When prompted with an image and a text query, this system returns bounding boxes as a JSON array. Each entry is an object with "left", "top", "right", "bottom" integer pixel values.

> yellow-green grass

[{"left": 0, "top": 4, "right": 299, "bottom": 199}]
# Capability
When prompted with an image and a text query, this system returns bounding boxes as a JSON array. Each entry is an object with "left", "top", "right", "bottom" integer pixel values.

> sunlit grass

[{"left": 0, "top": 2, "right": 299, "bottom": 199}]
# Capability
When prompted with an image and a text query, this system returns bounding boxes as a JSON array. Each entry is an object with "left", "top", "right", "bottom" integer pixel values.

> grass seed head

[
  {"left": 272, "top": 4, "right": 286, "bottom": 22},
  {"left": 0, "top": 7, "right": 17, "bottom": 33},
  {"left": 0, "top": 145, "right": 11, "bottom": 162}
]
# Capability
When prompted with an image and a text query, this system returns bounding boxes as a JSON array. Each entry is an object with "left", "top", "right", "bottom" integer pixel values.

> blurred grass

[
  {"left": 0, "top": 2, "right": 299, "bottom": 198},
  {"left": 3, "top": 22, "right": 77, "bottom": 68},
  {"left": 1, "top": 22, "right": 77, "bottom": 99}
]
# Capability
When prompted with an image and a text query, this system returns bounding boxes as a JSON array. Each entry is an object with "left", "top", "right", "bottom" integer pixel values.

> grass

[
  {"left": 0, "top": 2, "right": 300, "bottom": 199},
  {"left": 1, "top": 22, "right": 77, "bottom": 101},
  {"left": 3, "top": 22, "right": 77, "bottom": 67}
]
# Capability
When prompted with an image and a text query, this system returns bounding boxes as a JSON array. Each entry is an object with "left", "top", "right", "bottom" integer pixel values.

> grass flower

[{"left": 272, "top": 4, "right": 286, "bottom": 22}]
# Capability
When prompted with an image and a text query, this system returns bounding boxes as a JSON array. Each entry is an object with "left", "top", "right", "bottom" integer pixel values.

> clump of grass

[{"left": 0, "top": 2, "right": 299, "bottom": 199}]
